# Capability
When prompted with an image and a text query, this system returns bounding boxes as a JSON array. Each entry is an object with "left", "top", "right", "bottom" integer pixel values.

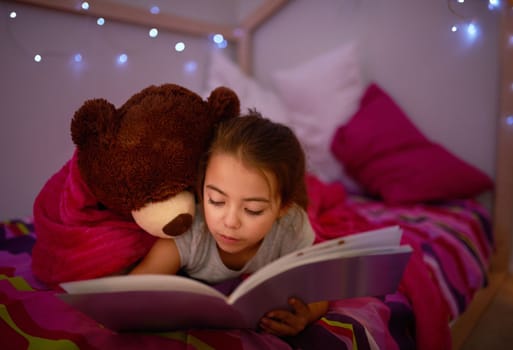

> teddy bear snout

[{"left": 163, "top": 213, "right": 193, "bottom": 236}]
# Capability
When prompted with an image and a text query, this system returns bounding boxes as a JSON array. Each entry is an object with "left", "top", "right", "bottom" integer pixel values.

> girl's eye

[
  {"left": 208, "top": 198, "right": 224, "bottom": 206},
  {"left": 245, "top": 208, "right": 264, "bottom": 216}
]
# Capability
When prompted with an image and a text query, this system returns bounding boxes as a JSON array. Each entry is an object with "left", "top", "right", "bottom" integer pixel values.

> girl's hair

[{"left": 197, "top": 109, "right": 308, "bottom": 210}]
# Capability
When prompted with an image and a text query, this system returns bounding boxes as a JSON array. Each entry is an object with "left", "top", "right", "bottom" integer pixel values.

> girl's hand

[{"left": 259, "top": 298, "right": 328, "bottom": 337}]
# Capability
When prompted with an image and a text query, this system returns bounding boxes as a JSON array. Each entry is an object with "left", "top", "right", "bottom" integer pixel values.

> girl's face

[{"left": 203, "top": 153, "right": 285, "bottom": 265}]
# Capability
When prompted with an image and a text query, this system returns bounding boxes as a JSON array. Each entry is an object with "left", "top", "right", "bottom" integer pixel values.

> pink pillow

[{"left": 331, "top": 83, "right": 494, "bottom": 204}]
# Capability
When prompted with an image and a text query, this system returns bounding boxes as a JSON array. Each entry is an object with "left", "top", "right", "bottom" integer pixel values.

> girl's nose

[{"left": 224, "top": 208, "right": 241, "bottom": 229}]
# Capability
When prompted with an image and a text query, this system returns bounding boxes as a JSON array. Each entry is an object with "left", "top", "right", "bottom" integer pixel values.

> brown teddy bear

[
  {"left": 71, "top": 83, "right": 240, "bottom": 237},
  {"left": 32, "top": 83, "right": 240, "bottom": 285}
]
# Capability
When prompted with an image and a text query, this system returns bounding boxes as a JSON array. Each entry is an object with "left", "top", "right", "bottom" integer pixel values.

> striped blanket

[{"left": 0, "top": 176, "right": 492, "bottom": 349}]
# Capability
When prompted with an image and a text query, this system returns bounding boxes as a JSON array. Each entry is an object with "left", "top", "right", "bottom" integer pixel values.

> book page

[
  {"left": 264, "top": 225, "right": 402, "bottom": 270},
  {"left": 61, "top": 274, "right": 227, "bottom": 300},
  {"left": 230, "top": 226, "right": 403, "bottom": 300},
  {"left": 233, "top": 245, "right": 411, "bottom": 298}
]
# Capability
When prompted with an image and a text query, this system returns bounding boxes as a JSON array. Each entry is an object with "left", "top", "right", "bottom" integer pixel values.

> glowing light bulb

[
  {"left": 213, "top": 34, "right": 224, "bottom": 44},
  {"left": 34, "top": 54, "right": 42, "bottom": 62},
  {"left": 457, "top": 0, "right": 464, "bottom": 3},
  {"left": 466, "top": 22, "right": 478, "bottom": 39},
  {"left": 467, "top": 23, "right": 476, "bottom": 34},
  {"left": 9, "top": 11, "right": 17, "bottom": 19},
  {"left": 451, "top": 25, "right": 458, "bottom": 32},
  {"left": 73, "top": 53, "right": 83, "bottom": 62},
  {"left": 117, "top": 53, "right": 128, "bottom": 64},
  {"left": 81, "top": 2, "right": 89, "bottom": 10},
  {"left": 149, "top": 28, "right": 158, "bottom": 38},
  {"left": 488, "top": 0, "right": 500, "bottom": 9},
  {"left": 97, "top": 17, "right": 105, "bottom": 26},
  {"left": 150, "top": 6, "right": 160, "bottom": 14},
  {"left": 175, "top": 42, "right": 185, "bottom": 52},
  {"left": 506, "top": 116, "right": 513, "bottom": 126}
]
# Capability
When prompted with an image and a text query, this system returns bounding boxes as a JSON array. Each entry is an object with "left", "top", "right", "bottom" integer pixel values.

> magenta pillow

[{"left": 330, "top": 83, "right": 494, "bottom": 204}]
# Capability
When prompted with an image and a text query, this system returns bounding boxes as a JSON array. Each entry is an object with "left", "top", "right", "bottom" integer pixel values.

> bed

[
  {"left": 2, "top": 0, "right": 512, "bottom": 349},
  {"left": 0, "top": 181, "right": 494, "bottom": 350}
]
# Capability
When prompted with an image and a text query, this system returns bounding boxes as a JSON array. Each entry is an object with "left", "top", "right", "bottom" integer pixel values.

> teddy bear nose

[{"left": 162, "top": 213, "right": 193, "bottom": 236}]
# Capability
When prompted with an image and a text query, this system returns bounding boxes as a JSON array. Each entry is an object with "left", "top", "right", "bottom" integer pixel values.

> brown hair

[{"left": 197, "top": 109, "right": 308, "bottom": 210}]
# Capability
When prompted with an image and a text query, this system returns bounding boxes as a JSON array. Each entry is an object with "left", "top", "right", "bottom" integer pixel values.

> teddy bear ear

[
  {"left": 71, "top": 98, "right": 117, "bottom": 147},
  {"left": 207, "top": 86, "right": 240, "bottom": 122}
]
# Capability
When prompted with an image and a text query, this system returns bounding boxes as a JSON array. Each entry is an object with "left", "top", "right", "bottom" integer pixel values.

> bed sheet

[{"left": 0, "top": 176, "right": 493, "bottom": 350}]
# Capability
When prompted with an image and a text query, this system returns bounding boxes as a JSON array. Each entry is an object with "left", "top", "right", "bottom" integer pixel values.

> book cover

[{"left": 58, "top": 225, "right": 412, "bottom": 331}]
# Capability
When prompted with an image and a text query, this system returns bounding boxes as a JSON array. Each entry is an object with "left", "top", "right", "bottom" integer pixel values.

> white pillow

[
  {"left": 271, "top": 42, "right": 365, "bottom": 187},
  {"left": 205, "top": 50, "right": 289, "bottom": 125}
]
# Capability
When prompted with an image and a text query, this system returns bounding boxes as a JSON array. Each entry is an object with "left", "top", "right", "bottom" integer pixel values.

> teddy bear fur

[{"left": 31, "top": 83, "right": 239, "bottom": 285}]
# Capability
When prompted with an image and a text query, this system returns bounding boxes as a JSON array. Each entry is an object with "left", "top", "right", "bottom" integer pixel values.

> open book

[{"left": 58, "top": 225, "right": 412, "bottom": 331}]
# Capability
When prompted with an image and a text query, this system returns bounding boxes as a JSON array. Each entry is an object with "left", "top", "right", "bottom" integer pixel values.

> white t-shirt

[{"left": 174, "top": 205, "right": 315, "bottom": 284}]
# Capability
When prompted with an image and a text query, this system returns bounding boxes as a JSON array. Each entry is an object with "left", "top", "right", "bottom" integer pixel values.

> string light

[
  {"left": 467, "top": 22, "right": 478, "bottom": 38},
  {"left": 4, "top": 4, "right": 229, "bottom": 71},
  {"left": 212, "top": 34, "right": 224, "bottom": 44},
  {"left": 175, "top": 42, "right": 185, "bottom": 52},
  {"left": 117, "top": 53, "right": 128, "bottom": 65},
  {"left": 447, "top": 0, "right": 501, "bottom": 41},
  {"left": 149, "top": 28, "right": 158, "bottom": 38},
  {"left": 212, "top": 33, "right": 228, "bottom": 48},
  {"left": 488, "top": 0, "right": 501, "bottom": 9},
  {"left": 10, "top": 1, "right": 501, "bottom": 71}
]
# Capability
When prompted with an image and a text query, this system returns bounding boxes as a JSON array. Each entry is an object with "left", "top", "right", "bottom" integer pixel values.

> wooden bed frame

[
  {"left": 12, "top": 0, "right": 513, "bottom": 348},
  {"left": 451, "top": 4, "right": 513, "bottom": 349}
]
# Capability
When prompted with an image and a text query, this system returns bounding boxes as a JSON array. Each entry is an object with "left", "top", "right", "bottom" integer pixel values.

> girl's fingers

[
  {"left": 289, "top": 297, "right": 310, "bottom": 317},
  {"left": 259, "top": 315, "right": 297, "bottom": 336},
  {"left": 259, "top": 298, "right": 314, "bottom": 336},
  {"left": 260, "top": 308, "right": 308, "bottom": 336}
]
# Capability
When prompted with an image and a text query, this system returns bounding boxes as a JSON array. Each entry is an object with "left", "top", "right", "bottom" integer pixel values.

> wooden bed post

[
  {"left": 236, "top": 0, "right": 289, "bottom": 75},
  {"left": 452, "top": 4, "right": 513, "bottom": 349},
  {"left": 492, "top": 0, "right": 513, "bottom": 275},
  {"left": 236, "top": 31, "right": 253, "bottom": 76}
]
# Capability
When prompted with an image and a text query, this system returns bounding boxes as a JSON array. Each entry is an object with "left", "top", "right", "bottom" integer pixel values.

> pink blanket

[
  {"left": 306, "top": 174, "right": 375, "bottom": 242},
  {"left": 27, "top": 166, "right": 487, "bottom": 349},
  {"left": 32, "top": 152, "right": 156, "bottom": 286}
]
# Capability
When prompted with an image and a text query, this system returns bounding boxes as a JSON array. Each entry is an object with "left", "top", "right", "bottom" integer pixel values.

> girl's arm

[
  {"left": 259, "top": 299, "right": 329, "bottom": 337},
  {"left": 130, "top": 238, "right": 181, "bottom": 275}
]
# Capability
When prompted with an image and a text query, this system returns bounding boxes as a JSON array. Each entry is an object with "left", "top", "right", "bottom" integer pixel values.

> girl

[{"left": 131, "top": 110, "right": 328, "bottom": 336}]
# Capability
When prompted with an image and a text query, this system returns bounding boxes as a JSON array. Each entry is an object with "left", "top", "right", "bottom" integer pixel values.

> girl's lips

[{"left": 217, "top": 233, "right": 239, "bottom": 244}]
